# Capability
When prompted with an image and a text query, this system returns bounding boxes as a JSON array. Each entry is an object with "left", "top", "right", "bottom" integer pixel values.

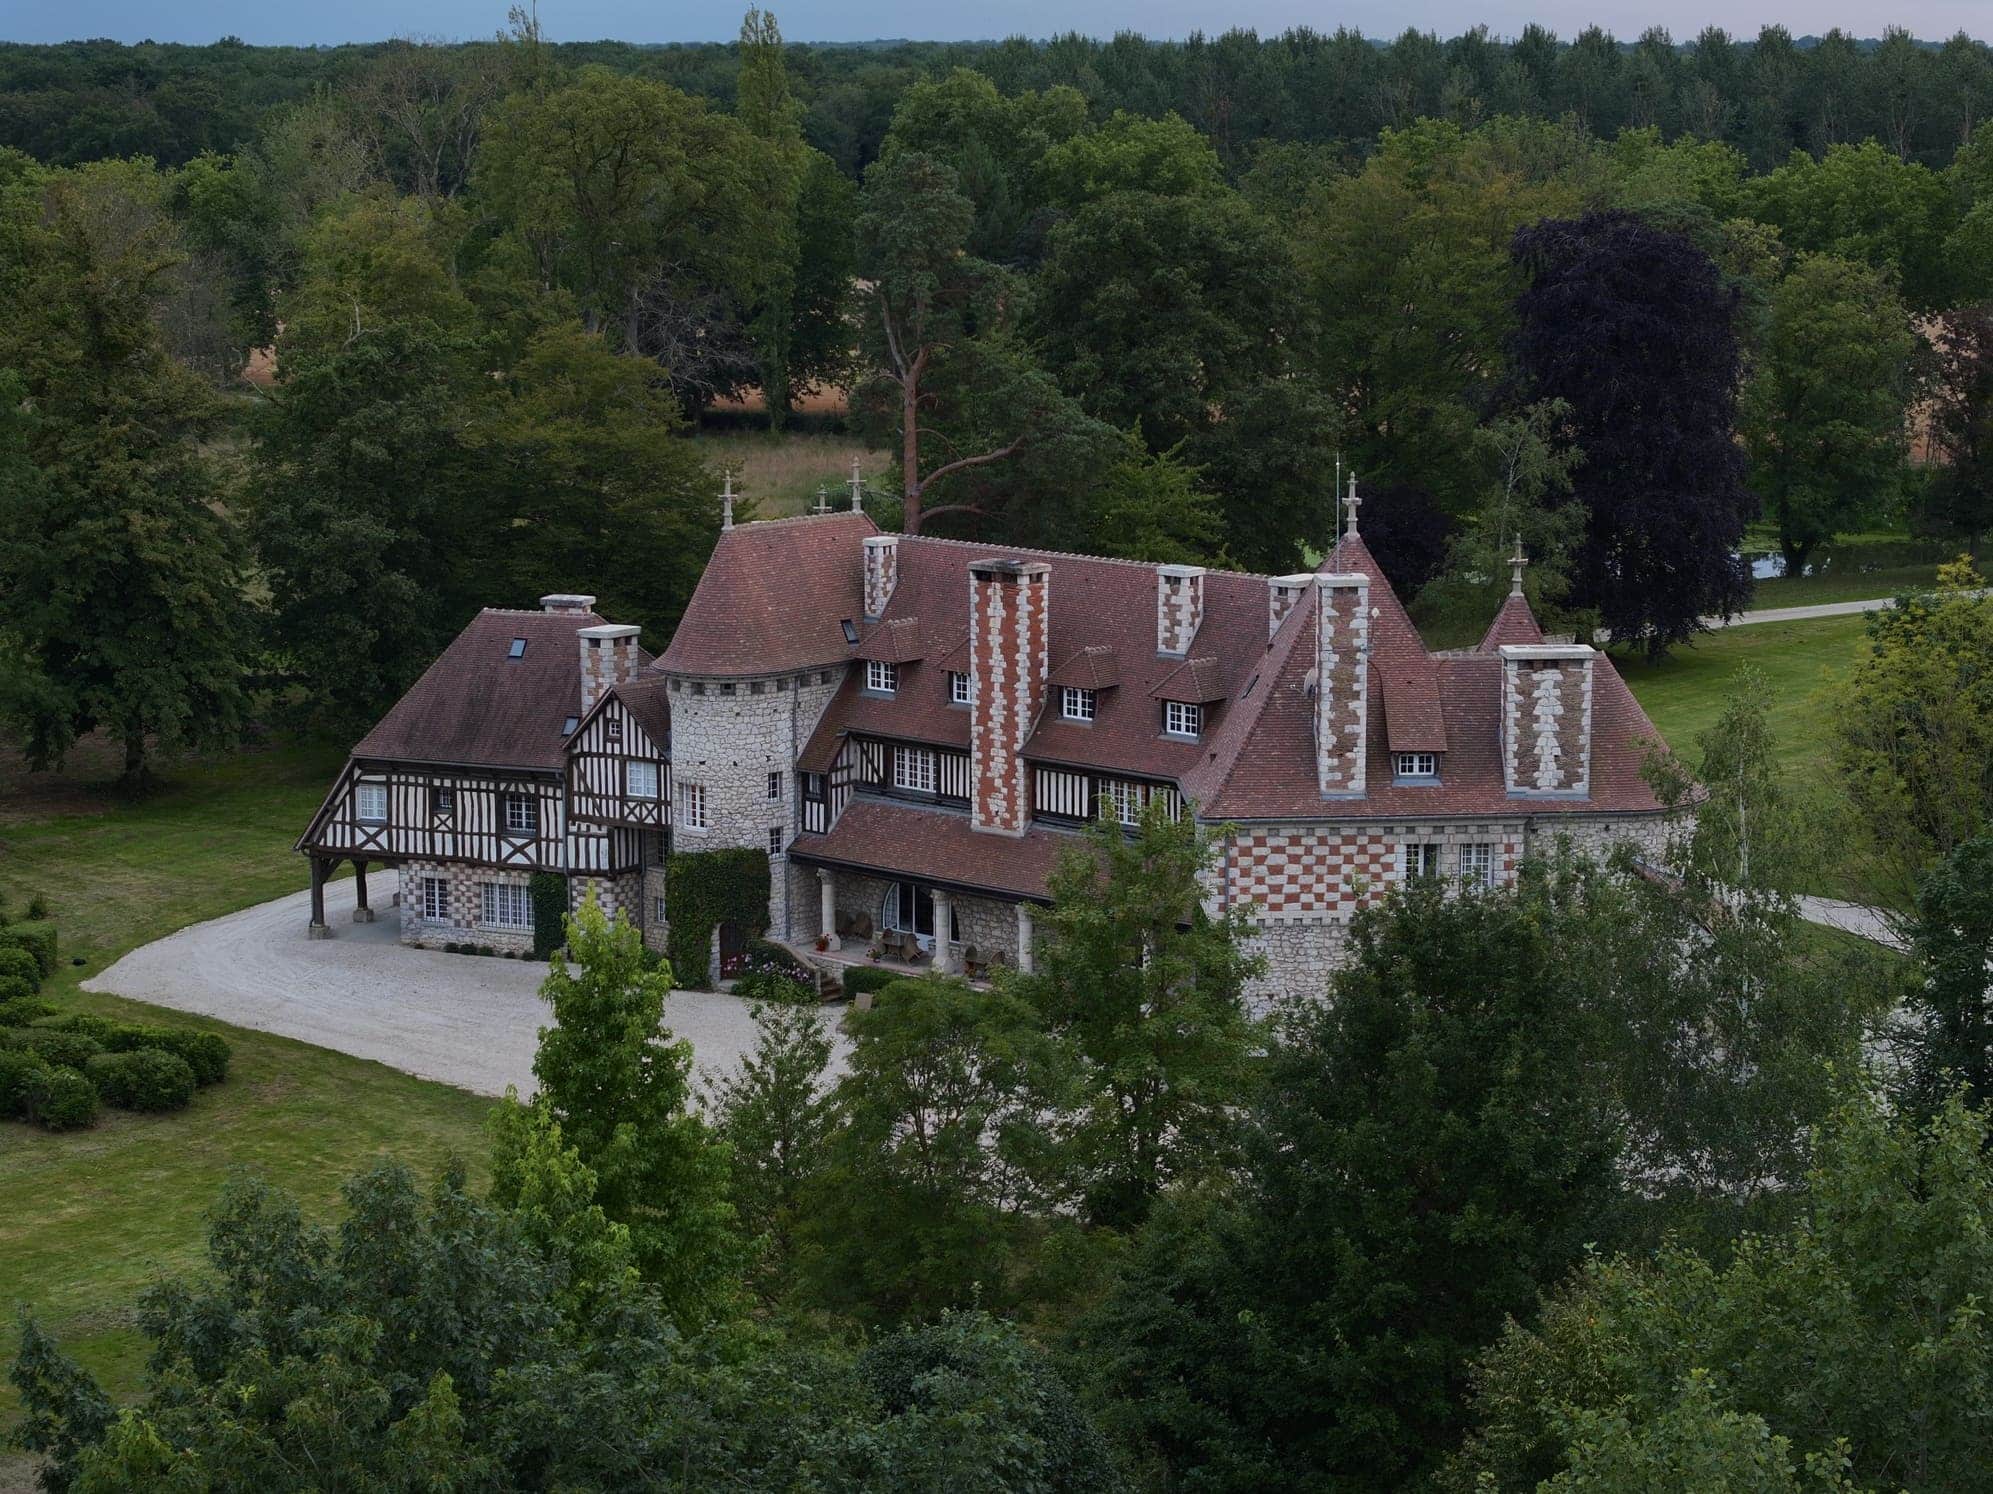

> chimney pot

[
  {"left": 1156, "top": 565, "right": 1206, "bottom": 656},
  {"left": 862, "top": 534, "right": 900, "bottom": 619},
  {"left": 578, "top": 622, "right": 642, "bottom": 715},
  {"left": 1498, "top": 643, "right": 1595, "bottom": 796},
  {"left": 542, "top": 594, "right": 597, "bottom": 615}
]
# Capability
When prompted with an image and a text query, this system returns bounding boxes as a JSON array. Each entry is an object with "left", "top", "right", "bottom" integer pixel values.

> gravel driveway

[{"left": 84, "top": 871, "right": 850, "bottom": 1098}]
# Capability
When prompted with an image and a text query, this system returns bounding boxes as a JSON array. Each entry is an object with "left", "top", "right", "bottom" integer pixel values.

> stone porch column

[
  {"left": 1016, "top": 902, "right": 1035, "bottom": 974},
  {"left": 932, "top": 889, "right": 960, "bottom": 975},
  {"left": 817, "top": 868, "right": 840, "bottom": 951}
]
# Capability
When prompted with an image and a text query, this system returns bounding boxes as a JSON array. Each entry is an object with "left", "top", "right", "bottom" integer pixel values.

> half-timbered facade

[{"left": 301, "top": 488, "right": 1679, "bottom": 1002}]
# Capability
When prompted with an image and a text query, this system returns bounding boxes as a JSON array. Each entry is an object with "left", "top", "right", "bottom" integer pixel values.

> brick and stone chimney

[
  {"left": 542, "top": 593, "right": 597, "bottom": 615},
  {"left": 862, "top": 534, "right": 900, "bottom": 620},
  {"left": 1315, "top": 572, "right": 1370, "bottom": 798},
  {"left": 1499, "top": 643, "right": 1595, "bottom": 796},
  {"left": 1157, "top": 565, "right": 1205, "bottom": 656},
  {"left": 579, "top": 623, "right": 641, "bottom": 714},
  {"left": 968, "top": 559, "right": 1050, "bottom": 836},
  {"left": 1267, "top": 573, "right": 1313, "bottom": 639}
]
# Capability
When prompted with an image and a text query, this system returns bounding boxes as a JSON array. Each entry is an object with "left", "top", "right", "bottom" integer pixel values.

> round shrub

[
  {"left": 16, "top": 1029, "right": 102, "bottom": 1070},
  {"left": 103, "top": 1027, "right": 230, "bottom": 1087},
  {"left": 0, "top": 1048, "right": 51, "bottom": 1119},
  {"left": 0, "top": 996, "right": 56, "bottom": 1028},
  {"left": 30, "top": 1066, "right": 99, "bottom": 1131},
  {"left": 0, "top": 922, "right": 58, "bottom": 980},
  {"left": 839, "top": 966, "right": 903, "bottom": 1002},
  {"left": 0, "top": 974, "right": 35, "bottom": 1006},
  {"left": 0, "top": 946, "right": 40, "bottom": 993},
  {"left": 88, "top": 1049, "right": 197, "bottom": 1113},
  {"left": 39, "top": 1013, "right": 115, "bottom": 1041}
]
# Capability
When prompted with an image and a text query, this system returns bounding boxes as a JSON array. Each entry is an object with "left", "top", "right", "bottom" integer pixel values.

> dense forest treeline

[{"left": 5, "top": 23, "right": 1993, "bottom": 176}]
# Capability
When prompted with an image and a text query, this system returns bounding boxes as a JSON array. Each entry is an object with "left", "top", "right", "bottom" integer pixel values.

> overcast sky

[{"left": 4, "top": 1, "right": 1988, "bottom": 48}]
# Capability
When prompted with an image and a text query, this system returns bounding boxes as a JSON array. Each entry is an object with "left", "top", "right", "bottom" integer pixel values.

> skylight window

[
  {"left": 840, "top": 619, "right": 859, "bottom": 645},
  {"left": 508, "top": 638, "right": 527, "bottom": 659},
  {"left": 562, "top": 716, "right": 578, "bottom": 735}
]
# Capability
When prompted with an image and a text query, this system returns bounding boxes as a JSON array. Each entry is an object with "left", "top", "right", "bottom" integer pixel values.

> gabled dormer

[{"left": 566, "top": 677, "right": 672, "bottom": 829}]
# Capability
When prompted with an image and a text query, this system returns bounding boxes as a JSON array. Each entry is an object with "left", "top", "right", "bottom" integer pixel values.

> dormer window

[
  {"left": 1163, "top": 701, "right": 1202, "bottom": 740},
  {"left": 1394, "top": 752, "right": 1439, "bottom": 781},
  {"left": 508, "top": 638, "right": 527, "bottom": 659},
  {"left": 866, "top": 660, "right": 897, "bottom": 694},
  {"left": 1062, "top": 687, "right": 1096, "bottom": 723},
  {"left": 949, "top": 671, "right": 969, "bottom": 706}
]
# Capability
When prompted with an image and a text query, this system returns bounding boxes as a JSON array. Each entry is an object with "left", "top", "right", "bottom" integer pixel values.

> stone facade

[
  {"left": 665, "top": 664, "right": 843, "bottom": 936},
  {"left": 968, "top": 560, "right": 1050, "bottom": 836},
  {"left": 397, "top": 859, "right": 537, "bottom": 954},
  {"left": 1500, "top": 644, "right": 1595, "bottom": 796},
  {"left": 1157, "top": 565, "right": 1205, "bottom": 655},
  {"left": 1316, "top": 574, "right": 1371, "bottom": 796}
]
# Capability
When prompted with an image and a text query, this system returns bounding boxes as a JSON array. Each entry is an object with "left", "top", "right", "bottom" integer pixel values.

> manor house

[{"left": 297, "top": 481, "right": 1673, "bottom": 1003}]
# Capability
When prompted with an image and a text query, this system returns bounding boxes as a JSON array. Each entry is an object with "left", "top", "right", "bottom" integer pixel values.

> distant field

[
  {"left": 1615, "top": 611, "right": 1876, "bottom": 900},
  {"left": 692, "top": 426, "right": 891, "bottom": 518},
  {"left": 0, "top": 735, "right": 493, "bottom": 1467}
]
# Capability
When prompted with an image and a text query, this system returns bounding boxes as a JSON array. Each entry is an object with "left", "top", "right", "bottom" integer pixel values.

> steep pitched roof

[
  {"left": 787, "top": 799, "right": 1080, "bottom": 901},
  {"left": 353, "top": 607, "right": 644, "bottom": 772},
  {"left": 1480, "top": 591, "right": 1547, "bottom": 650},
  {"left": 1331, "top": 533, "right": 1447, "bottom": 755},
  {"left": 656, "top": 511, "right": 876, "bottom": 677},
  {"left": 610, "top": 674, "right": 672, "bottom": 751}
]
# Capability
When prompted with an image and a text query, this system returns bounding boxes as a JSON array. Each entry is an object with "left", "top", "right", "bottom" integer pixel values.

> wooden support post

[
  {"left": 352, "top": 859, "right": 374, "bottom": 923},
  {"left": 308, "top": 856, "right": 331, "bottom": 939}
]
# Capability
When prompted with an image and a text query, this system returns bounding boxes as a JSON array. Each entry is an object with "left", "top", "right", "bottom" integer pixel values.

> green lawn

[
  {"left": 1615, "top": 611, "right": 1876, "bottom": 899},
  {"left": 0, "top": 737, "right": 495, "bottom": 1468},
  {"left": 1749, "top": 564, "right": 1947, "bottom": 610}
]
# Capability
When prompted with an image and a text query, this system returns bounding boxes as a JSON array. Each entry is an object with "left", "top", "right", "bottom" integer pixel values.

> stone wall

[
  {"left": 1500, "top": 646, "right": 1595, "bottom": 795},
  {"left": 1528, "top": 811, "right": 1675, "bottom": 864},
  {"left": 397, "top": 860, "right": 535, "bottom": 955},
  {"left": 665, "top": 663, "right": 844, "bottom": 933},
  {"left": 641, "top": 865, "right": 670, "bottom": 955},
  {"left": 1239, "top": 920, "right": 1348, "bottom": 1015},
  {"left": 570, "top": 871, "right": 641, "bottom": 928}
]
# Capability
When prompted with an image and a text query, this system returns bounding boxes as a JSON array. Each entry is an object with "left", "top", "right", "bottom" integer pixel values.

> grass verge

[{"left": 0, "top": 736, "right": 495, "bottom": 1469}]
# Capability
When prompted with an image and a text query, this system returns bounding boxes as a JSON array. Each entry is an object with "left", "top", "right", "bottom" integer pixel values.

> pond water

[{"left": 1741, "top": 537, "right": 1968, "bottom": 580}]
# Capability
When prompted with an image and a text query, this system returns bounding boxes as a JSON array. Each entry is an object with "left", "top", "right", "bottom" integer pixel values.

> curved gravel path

[{"left": 83, "top": 871, "right": 849, "bottom": 1098}]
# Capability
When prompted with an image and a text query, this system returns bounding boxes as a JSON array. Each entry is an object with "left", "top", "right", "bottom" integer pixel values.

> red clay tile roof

[
  {"left": 609, "top": 674, "right": 672, "bottom": 751},
  {"left": 657, "top": 511, "right": 876, "bottom": 678},
  {"left": 855, "top": 616, "right": 925, "bottom": 664},
  {"left": 1480, "top": 592, "right": 1547, "bottom": 650},
  {"left": 353, "top": 607, "right": 649, "bottom": 772},
  {"left": 1332, "top": 533, "right": 1448, "bottom": 755},
  {"left": 1049, "top": 645, "right": 1122, "bottom": 689},
  {"left": 1150, "top": 656, "right": 1228, "bottom": 702},
  {"left": 786, "top": 798, "right": 1082, "bottom": 901}
]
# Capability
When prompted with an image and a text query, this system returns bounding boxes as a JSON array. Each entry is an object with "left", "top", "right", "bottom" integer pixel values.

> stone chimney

[
  {"left": 1267, "top": 573, "right": 1313, "bottom": 639},
  {"left": 968, "top": 559, "right": 1050, "bottom": 836},
  {"left": 542, "top": 594, "right": 597, "bottom": 615},
  {"left": 579, "top": 623, "right": 642, "bottom": 715},
  {"left": 1157, "top": 565, "right": 1205, "bottom": 656},
  {"left": 1499, "top": 643, "right": 1595, "bottom": 796},
  {"left": 863, "top": 534, "right": 900, "bottom": 620},
  {"left": 1315, "top": 572, "right": 1371, "bottom": 798}
]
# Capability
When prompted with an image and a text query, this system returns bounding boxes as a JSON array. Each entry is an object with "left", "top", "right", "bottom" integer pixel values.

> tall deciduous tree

[
  {"left": 1013, "top": 802, "right": 1262, "bottom": 1228},
  {"left": 1901, "top": 837, "right": 1993, "bottom": 1120},
  {"left": 495, "top": 898, "right": 741, "bottom": 1330},
  {"left": 1512, "top": 210, "right": 1756, "bottom": 656},
  {"left": 1743, "top": 254, "right": 1915, "bottom": 576},
  {"left": 1922, "top": 305, "right": 1993, "bottom": 548},
  {"left": 0, "top": 158, "right": 254, "bottom": 788}
]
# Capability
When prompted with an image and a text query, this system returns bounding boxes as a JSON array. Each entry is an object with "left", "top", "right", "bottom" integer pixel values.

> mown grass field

[
  {"left": 1615, "top": 610, "right": 1877, "bottom": 899},
  {"left": 0, "top": 737, "right": 495, "bottom": 1477},
  {"left": 692, "top": 425, "right": 891, "bottom": 517}
]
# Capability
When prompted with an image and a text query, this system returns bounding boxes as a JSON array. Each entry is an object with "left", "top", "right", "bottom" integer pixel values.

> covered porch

[
  {"left": 303, "top": 852, "right": 394, "bottom": 938},
  {"left": 793, "top": 862, "right": 1041, "bottom": 982}
]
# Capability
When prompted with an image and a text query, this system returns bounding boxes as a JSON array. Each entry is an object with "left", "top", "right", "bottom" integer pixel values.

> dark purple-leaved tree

[{"left": 1511, "top": 212, "right": 1756, "bottom": 657}]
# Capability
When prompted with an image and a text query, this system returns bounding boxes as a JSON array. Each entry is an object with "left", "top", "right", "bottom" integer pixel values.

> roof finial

[
  {"left": 1343, "top": 470, "right": 1361, "bottom": 540},
  {"left": 849, "top": 456, "right": 865, "bottom": 514},
  {"left": 720, "top": 470, "right": 735, "bottom": 531},
  {"left": 1508, "top": 535, "right": 1529, "bottom": 597},
  {"left": 812, "top": 483, "right": 830, "bottom": 516}
]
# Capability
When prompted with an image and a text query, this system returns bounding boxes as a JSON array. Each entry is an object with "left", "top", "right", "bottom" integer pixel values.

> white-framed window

[
  {"left": 1405, "top": 842, "right": 1443, "bottom": 879},
  {"left": 654, "top": 895, "right": 668, "bottom": 924},
  {"left": 421, "top": 876, "right": 448, "bottom": 920},
  {"left": 768, "top": 826, "right": 784, "bottom": 856},
  {"left": 1460, "top": 843, "right": 1494, "bottom": 887},
  {"left": 866, "top": 660, "right": 897, "bottom": 694},
  {"left": 678, "top": 781, "right": 709, "bottom": 831},
  {"left": 503, "top": 793, "right": 537, "bottom": 835},
  {"left": 626, "top": 760, "right": 659, "bottom": 799},
  {"left": 767, "top": 771, "right": 783, "bottom": 800},
  {"left": 354, "top": 779, "right": 388, "bottom": 823},
  {"left": 1395, "top": 752, "right": 1439, "bottom": 779},
  {"left": 1164, "top": 701, "right": 1202, "bottom": 739},
  {"left": 1102, "top": 779, "right": 1143, "bottom": 826},
  {"left": 949, "top": 671, "right": 970, "bottom": 705},
  {"left": 431, "top": 785, "right": 454, "bottom": 818},
  {"left": 1062, "top": 686, "right": 1096, "bottom": 722},
  {"left": 893, "top": 745, "right": 938, "bottom": 794},
  {"left": 605, "top": 718, "right": 622, "bottom": 742},
  {"left": 480, "top": 881, "right": 531, "bottom": 929}
]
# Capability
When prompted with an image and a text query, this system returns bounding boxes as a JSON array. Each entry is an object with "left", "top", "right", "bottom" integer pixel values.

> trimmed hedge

[
  {"left": 839, "top": 966, "right": 906, "bottom": 1002},
  {"left": 0, "top": 921, "right": 58, "bottom": 980},
  {"left": 0, "top": 997, "right": 56, "bottom": 1028},
  {"left": 106, "top": 1027, "right": 231, "bottom": 1087},
  {"left": 0, "top": 974, "right": 36, "bottom": 1006},
  {"left": 664, "top": 849, "right": 770, "bottom": 991},
  {"left": 14, "top": 1029, "right": 102, "bottom": 1070},
  {"left": 0, "top": 1049, "right": 50, "bottom": 1118},
  {"left": 530, "top": 872, "right": 568, "bottom": 959},
  {"left": 38, "top": 1013, "right": 116, "bottom": 1041},
  {"left": 30, "top": 1065, "right": 98, "bottom": 1130},
  {"left": 88, "top": 1049, "right": 197, "bottom": 1112},
  {"left": 0, "top": 945, "right": 41, "bottom": 992}
]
